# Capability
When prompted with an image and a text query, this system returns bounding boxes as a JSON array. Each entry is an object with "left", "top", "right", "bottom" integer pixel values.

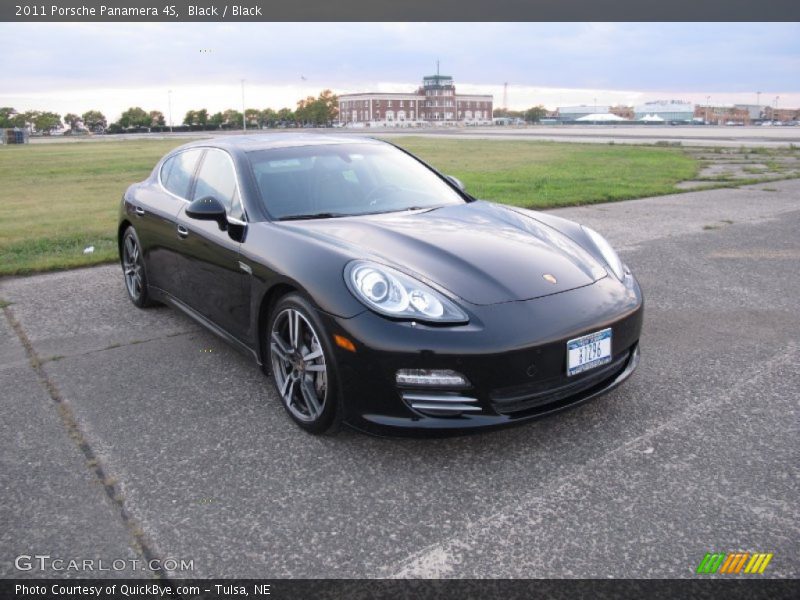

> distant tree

[
  {"left": 493, "top": 108, "right": 524, "bottom": 119},
  {"left": 119, "top": 107, "right": 150, "bottom": 129},
  {"left": 222, "top": 109, "right": 243, "bottom": 129},
  {"left": 318, "top": 89, "right": 338, "bottom": 123},
  {"left": 524, "top": 105, "right": 547, "bottom": 123},
  {"left": 64, "top": 113, "right": 81, "bottom": 129},
  {"left": 245, "top": 108, "right": 261, "bottom": 128},
  {"left": 295, "top": 97, "right": 311, "bottom": 124},
  {"left": 276, "top": 108, "right": 295, "bottom": 123},
  {"left": 208, "top": 112, "right": 224, "bottom": 129},
  {"left": 196, "top": 109, "right": 209, "bottom": 128},
  {"left": 32, "top": 111, "right": 62, "bottom": 134},
  {"left": 0, "top": 107, "right": 16, "bottom": 127},
  {"left": 149, "top": 110, "right": 166, "bottom": 128},
  {"left": 82, "top": 110, "right": 107, "bottom": 131},
  {"left": 12, "top": 111, "right": 32, "bottom": 129},
  {"left": 260, "top": 108, "right": 277, "bottom": 128},
  {"left": 293, "top": 90, "right": 338, "bottom": 126},
  {"left": 183, "top": 110, "right": 197, "bottom": 127}
]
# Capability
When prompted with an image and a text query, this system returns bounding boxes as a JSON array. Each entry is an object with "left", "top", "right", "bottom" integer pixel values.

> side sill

[{"left": 150, "top": 286, "right": 261, "bottom": 365}]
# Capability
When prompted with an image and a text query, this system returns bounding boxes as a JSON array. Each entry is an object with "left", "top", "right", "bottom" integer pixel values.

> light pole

[
  {"left": 167, "top": 90, "right": 173, "bottom": 133},
  {"left": 241, "top": 79, "right": 247, "bottom": 131},
  {"left": 705, "top": 95, "right": 711, "bottom": 124},
  {"left": 774, "top": 96, "right": 779, "bottom": 123}
]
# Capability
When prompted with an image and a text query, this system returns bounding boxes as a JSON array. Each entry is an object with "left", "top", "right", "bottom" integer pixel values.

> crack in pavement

[
  {"left": 2, "top": 304, "right": 168, "bottom": 580},
  {"left": 37, "top": 329, "right": 200, "bottom": 364},
  {"left": 385, "top": 342, "right": 799, "bottom": 578}
]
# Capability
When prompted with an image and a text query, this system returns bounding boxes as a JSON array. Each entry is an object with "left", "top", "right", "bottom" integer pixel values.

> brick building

[
  {"left": 694, "top": 104, "right": 753, "bottom": 125},
  {"left": 763, "top": 106, "right": 799, "bottom": 122},
  {"left": 339, "top": 73, "right": 493, "bottom": 126},
  {"left": 609, "top": 105, "right": 635, "bottom": 120}
]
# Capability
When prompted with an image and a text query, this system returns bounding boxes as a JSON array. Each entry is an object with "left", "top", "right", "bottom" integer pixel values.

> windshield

[{"left": 247, "top": 142, "right": 466, "bottom": 220}]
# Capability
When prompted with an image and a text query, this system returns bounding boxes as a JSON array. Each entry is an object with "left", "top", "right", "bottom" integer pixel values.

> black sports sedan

[{"left": 119, "top": 134, "right": 643, "bottom": 435}]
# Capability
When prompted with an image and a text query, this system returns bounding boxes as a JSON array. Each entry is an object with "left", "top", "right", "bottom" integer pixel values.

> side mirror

[
  {"left": 186, "top": 196, "right": 227, "bottom": 230},
  {"left": 445, "top": 174, "right": 466, "bottom": 191}
]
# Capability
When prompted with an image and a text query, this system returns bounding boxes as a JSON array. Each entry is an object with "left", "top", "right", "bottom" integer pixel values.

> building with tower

[{"left": 338, "top": 70, "right": 493, "bottom": 126}]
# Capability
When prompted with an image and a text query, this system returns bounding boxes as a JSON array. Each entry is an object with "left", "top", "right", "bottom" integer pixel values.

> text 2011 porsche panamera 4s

[{"left": 119, "top": 134, "right": 643, "bottom": 435}]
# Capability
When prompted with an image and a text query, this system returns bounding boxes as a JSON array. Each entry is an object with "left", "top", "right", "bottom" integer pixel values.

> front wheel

[
  {"left": 121, "top": 227, "right": 155, "bottom": 308},
  {"left": 267, "top": 294, "right": 341, "bottom": 434}
]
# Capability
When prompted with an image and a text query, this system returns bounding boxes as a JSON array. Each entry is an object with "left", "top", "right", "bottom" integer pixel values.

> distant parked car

[{"left": 119, "top": 135, "right": 643, "bottom": 435}]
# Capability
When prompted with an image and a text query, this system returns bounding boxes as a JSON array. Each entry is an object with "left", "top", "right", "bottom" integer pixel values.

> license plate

[{"left": 567, "top": 328, "right": 612, "bottom": 376}]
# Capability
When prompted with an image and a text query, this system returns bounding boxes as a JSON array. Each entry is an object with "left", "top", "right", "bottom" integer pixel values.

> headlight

[
  {"left": 582, "top": 226, "right": 625, "bottom": 280},
  {"left": 345, "top": 261, "right": 468, "bottom": 323}
]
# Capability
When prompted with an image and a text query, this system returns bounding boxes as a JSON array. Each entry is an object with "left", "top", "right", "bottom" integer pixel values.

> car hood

[{"left": 279, "top": 201, "right": 607, "bottom": 305}]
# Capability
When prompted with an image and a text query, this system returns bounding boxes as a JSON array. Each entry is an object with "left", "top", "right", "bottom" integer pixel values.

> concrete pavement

[{"left": 1, "top": 180, "right": 798, "bottom": 579}]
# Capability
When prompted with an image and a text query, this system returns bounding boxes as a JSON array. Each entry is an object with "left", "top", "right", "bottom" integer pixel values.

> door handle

[
  {"left": 134, "top": 206, "right": 145, "bottom": 216},
  {"left": 177, "top": 225, "right": 189, "bottom": 238}
]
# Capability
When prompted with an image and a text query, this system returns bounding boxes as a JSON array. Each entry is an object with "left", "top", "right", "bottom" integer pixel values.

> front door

[{"left": 175, "top": 148, "right": 250, "bottom": 342}]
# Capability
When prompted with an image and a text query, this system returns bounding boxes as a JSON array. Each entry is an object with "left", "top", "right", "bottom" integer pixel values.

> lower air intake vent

[{"left": 401, "top": 392, "right": 481, "bottom": 417}]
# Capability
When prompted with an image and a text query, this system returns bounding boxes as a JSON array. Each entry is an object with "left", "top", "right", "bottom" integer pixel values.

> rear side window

[
  {"left": 193, "top": 149, "right": 244, "bottom": 219},
  {"left": 160, "top": 149, "right": 202, "bottom": 199}
]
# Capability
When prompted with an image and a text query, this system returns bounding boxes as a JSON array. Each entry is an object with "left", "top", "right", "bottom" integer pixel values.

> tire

[
  {"left": 121, "top": 227, "right": 155, "bottom": 308},
  {"left": 267, "top": 293, "right": 341, "bottom": 434}
]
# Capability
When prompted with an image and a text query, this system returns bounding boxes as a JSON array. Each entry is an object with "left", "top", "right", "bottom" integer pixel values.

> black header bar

[
  {"left": 2, "top": 579, "right": 799, "bottom": 600},
  {"left": 3, "top": 0, "right": 799, "bottom": 22}
]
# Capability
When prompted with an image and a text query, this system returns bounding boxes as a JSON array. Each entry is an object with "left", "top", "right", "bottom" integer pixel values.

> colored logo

[{"left": 696, "top": 552, "right": 773, "bottom": 574}]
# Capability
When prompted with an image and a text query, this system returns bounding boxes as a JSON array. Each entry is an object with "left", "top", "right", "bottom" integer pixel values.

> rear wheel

[
  {"left": 121, "top": 227, "right": 155, "bottom": 308},
  {"left": 268, "top": 294, "right": 340, "bottom": 434}
]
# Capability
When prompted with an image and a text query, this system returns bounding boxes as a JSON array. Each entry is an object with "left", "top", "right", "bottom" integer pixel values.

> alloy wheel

[
  {"left": 123, "top": 234, "right": 143, "bottom": 301},
  {"left": 269, "top": 308, "right": 328, "bottom": 422}
]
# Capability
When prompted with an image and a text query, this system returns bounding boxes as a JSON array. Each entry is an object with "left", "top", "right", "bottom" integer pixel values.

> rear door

[
  {"left": 175, "top": 148, "right": 251, "bottom": 342},
  {"left": 134, "top": 148, "right": 203, "bottom": 298}
]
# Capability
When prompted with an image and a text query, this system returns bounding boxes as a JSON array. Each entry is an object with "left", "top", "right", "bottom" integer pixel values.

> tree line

[
  {"left": 182, "top": 90, "right": 338, "bottom": 129},
  {"left": 0, "top": 90, "right": 340, "bottom": 135},
  {"left": 2, "top": 95, "right": 550, "bottom": 134},
  {"left": 493, "top": 105, "right": 548, "bottom": 122}
]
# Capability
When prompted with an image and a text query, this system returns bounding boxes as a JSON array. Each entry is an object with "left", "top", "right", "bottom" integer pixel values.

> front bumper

[{"left": 321, "top": 274, "right": 644, "bottom": 436}]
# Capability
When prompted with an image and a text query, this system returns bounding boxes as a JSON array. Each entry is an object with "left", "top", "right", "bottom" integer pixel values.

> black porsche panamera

[{"left": 119, "top": 134, "right": 643, "bottom": 435}]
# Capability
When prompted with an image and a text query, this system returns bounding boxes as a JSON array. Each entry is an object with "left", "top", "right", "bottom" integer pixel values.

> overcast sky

[{"left": 2, "top": 22, "right": 798, "bottom": 121}]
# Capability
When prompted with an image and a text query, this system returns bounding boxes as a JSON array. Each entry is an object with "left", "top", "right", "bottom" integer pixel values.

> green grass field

[
  {"left": 0, "top": 137, "right": 697, "bottom": 277},
  {"left": 392, "top": 137, "right": 697, "bottom": 207}
]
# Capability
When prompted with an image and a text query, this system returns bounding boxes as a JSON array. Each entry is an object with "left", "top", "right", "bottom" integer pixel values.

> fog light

[{"left": 396, "top": 369, "right": 469, "bottom": 387}]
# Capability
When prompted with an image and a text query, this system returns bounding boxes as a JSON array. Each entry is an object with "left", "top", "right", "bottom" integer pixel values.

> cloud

[{"left": 0, "top": 22, "right": 797, "bottom": 118}]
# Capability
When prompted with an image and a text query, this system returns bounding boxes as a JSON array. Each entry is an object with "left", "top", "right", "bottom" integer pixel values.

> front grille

[
  {"left": 401, "top": 391, "right": 482, "bottom": 417},
  {"left": 490, "top": 350, "right": 631, "bottom": 415}
]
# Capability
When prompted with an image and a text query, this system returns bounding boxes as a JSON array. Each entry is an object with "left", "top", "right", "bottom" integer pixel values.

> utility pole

[
  {"left": 503, "top": 82, "right": 508, "bottom": 112},
  {"left": 241, "top": 79, "right": 247, "bottom": 131},
  {"left": 705, "top": 95, "right": 711, "bottom": 124},
  {"left": 168, "top": 90, "right": 173, "bottom": 133}
]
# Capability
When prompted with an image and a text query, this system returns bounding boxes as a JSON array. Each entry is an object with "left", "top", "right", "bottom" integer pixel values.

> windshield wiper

[
  {"left": 367, "top": 205, "right": 445, "bottom": 216},
  {"left": 279, "top": 212, "right": 350, "bottom": 221},
  {"left": 403, "top": 205, "right": 441, "bottom": 212}
]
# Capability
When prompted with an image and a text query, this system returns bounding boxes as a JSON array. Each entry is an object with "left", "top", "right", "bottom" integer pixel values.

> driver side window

[{"left": 193, "top": 149, "right": 244, "bottom": 219}]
